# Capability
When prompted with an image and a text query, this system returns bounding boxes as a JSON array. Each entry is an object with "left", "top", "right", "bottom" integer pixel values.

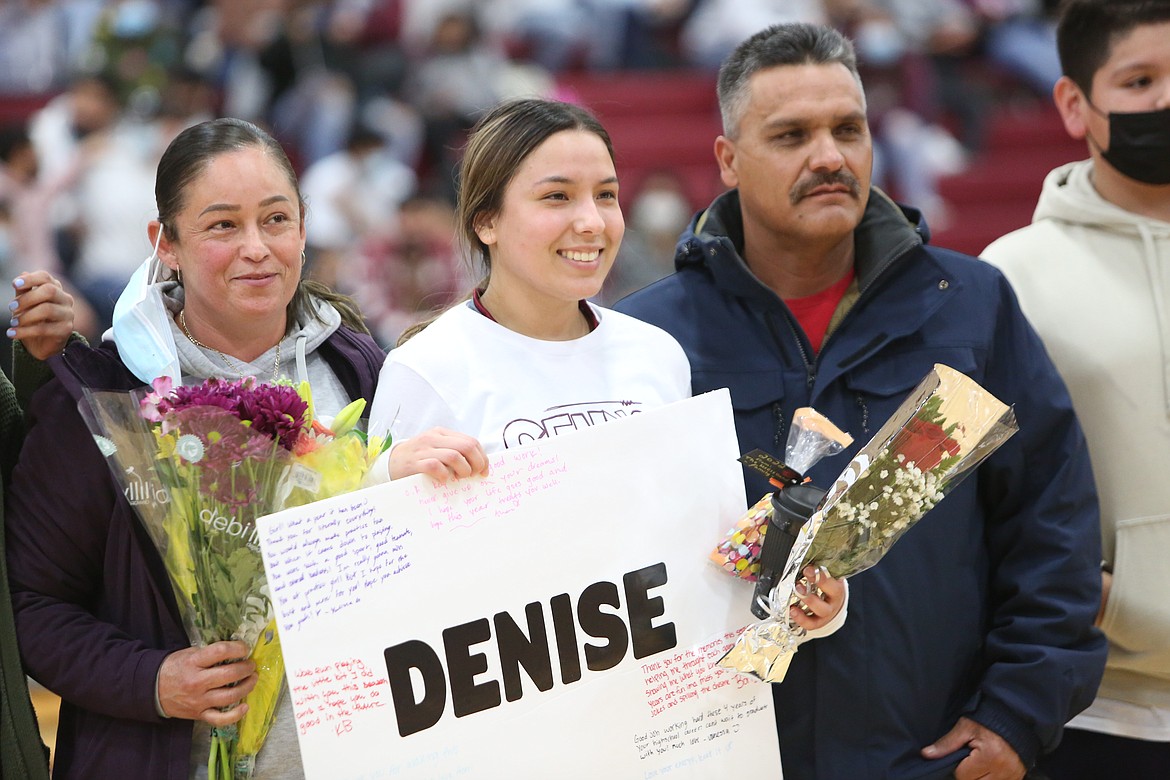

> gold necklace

[{"left": 179, "top": 309, "right": 282, "bottom": 381}]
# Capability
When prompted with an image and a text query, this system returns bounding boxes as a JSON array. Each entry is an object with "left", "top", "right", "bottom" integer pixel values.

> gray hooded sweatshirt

[{"left": 982, "top": 159, "right": 1170, "bottom": 739}]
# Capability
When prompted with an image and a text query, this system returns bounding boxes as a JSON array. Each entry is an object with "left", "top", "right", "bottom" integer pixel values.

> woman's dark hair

[
  {"left": 155, "top": 117, "right": 368, "bottom": 334},
  {"left": 398, "top": 98, "right": 614, "bottom": 345}
]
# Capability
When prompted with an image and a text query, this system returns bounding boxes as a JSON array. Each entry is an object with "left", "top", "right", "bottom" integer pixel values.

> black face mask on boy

[{"left": 1088, "top": 102, "right": 1170, "bottom": 185}]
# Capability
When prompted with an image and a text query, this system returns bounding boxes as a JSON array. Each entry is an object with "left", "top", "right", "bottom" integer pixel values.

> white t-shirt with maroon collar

[{"left": 366, "top": 300, "right": 692, "bottom": 482}]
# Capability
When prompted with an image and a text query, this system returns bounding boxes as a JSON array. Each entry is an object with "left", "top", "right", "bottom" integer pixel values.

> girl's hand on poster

[{"left": 389, "top": 427, "right": 489, "bottom": 484}]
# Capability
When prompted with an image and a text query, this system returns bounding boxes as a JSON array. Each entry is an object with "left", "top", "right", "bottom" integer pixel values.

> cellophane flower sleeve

[
  {"left": 718, "top": 364, "right": 1019, "bottom": 682},
  {"left": 710, "top": 407, "right": 852, "bottom": 580},
  {"left": 81, "top": 384, "right": 294, "bottom": 780}
]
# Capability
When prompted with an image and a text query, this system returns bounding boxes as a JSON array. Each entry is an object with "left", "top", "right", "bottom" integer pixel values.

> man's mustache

[{"left": 789, "top": 171, "right": 862, "bottom": 204}]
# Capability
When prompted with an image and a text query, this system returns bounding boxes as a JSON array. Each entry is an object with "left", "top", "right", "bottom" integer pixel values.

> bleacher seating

[
  {"left": 555, "top": 69, "right": 724, "bottom": 208},
  {"left": 0, "top": 93, "right": 53, "bottom": 128},
  {"left": 935, "top": 105, "right": 1083, "bottom": 255},
  {"left": 556, "top": 70, "right": 1085, "bottom": 258}
]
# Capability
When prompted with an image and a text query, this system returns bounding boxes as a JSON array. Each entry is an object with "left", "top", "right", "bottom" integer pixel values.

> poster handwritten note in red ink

[{"left": 258, "top": 390, "right": 783, "bottom": 779}]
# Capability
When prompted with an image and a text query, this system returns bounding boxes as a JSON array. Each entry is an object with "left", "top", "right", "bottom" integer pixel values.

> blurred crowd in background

[{"left": 0, "top": 0, "right": 1063, "bottom": 361}]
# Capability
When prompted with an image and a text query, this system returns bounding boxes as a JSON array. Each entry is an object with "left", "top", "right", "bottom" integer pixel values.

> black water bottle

[{"left": 750, "top": 483, "right": 827, "bottom": 619}]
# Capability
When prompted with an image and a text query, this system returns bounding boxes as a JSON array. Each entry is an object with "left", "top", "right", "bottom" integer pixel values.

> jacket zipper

[{"left": 763, "top": 306, "right": 818, "bottom": 450}]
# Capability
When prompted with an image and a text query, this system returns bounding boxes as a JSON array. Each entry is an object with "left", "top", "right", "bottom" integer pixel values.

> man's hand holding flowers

[
  {"left": 788, "top": 564, "right": 846, "bottom": 633},
  {"left": 717, "top": 366, "right": 1018, "bottom": 683}
]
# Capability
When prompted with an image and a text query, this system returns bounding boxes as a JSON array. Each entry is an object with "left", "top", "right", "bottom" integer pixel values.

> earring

[
  {"left": 300, "top": 249, "right": 307, "bottom": 266},
  {"left": 176, "top": 268, "right": 183, "bottom": 285}
]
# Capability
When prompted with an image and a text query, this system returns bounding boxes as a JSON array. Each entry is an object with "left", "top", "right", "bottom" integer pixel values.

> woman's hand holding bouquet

[{"left": 158, "top": 641, "right": 258, "bottom": 723}]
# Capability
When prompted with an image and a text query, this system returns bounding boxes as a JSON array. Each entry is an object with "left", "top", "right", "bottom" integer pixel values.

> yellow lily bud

[
  {"left": 295, "top": 380, "right": 315, "bottom": 425},
  {"left": 238, "top": 621, "right": 285, "bottom": 757},
  {"left": 330, "top": 398, "right": 366, "bottom": 437},
  {"left": 366, "top": 433, "right": 390, "bottom": 460}
]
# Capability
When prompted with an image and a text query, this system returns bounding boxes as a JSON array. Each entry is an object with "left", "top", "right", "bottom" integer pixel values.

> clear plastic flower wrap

[
  {"left": 78, "top": 377, "right": 388, "bottom": 779},
  {"left": 718, "top": 364, "right": 1019, "bottom": 682},
  {"left": 709, "top": 407, "right": 852, "bottom": 580}
]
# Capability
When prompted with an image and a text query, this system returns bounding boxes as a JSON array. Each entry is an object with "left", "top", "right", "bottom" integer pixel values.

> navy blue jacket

[
  {"left": 618, "top": 189, "right": 1107, "bottom": 780},
  {"left": 6, "top": 326, "right": 384, "bottom": 780}
]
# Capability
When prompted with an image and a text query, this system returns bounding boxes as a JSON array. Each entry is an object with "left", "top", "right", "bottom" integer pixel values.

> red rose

[{"left": 891, "top": 417, "right": 960, "bottom": 471}]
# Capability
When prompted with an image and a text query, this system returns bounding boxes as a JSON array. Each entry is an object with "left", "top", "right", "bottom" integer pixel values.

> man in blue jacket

[{"left": 617, "top": 22, "right": 1107, "bottom": 780}]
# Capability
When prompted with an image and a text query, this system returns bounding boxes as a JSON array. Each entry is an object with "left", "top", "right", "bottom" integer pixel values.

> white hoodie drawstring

[
  {"left": 295, "top": 334, "right": 309, "bottom": 387},
  {"left": 1137, "top": 223, "right": 1170, "bottom": 418}
]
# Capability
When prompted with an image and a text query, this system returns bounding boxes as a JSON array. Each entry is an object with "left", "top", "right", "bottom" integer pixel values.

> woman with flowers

[{"left": 5, "top": 118, "right": 384, "bottom": 779}]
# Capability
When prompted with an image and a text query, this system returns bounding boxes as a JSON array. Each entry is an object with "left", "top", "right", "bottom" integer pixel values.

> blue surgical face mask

[
  {"left": 110, "top": 227, "right": 181, "bottom": 386},
  {"left": 854, "top": 19, "right": 905, "bottom": 68}
]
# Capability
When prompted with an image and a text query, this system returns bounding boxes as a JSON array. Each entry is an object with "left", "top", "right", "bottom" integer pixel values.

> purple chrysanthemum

[
  {"left": 145, "top": 378, "right": 309, "bottom": 451},
  {"left": 167, "top": 378, "right": 249, "bottom": 415},
  {"left": 236, "top": 383, "right": 308, "bottom": 451},
  {"left": 171, "top": 406, "right": 289, "bottom": 506}
]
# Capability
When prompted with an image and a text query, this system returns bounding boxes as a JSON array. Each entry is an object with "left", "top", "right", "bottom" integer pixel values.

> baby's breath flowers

[{"left": 801, "top": 366, "right": 1015, "bottom": 579}]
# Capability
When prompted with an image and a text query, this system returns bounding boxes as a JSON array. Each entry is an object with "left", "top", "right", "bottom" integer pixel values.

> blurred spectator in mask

[
  {"left": 477, "top": 0, "right": 691, "bottom": 72},
  {"left": 0, "top": 124, "right": 99, "bottom": 339},
  {"left": 154, "top": 66, "right": 218, "bottom": 134},
  {"left": 975, "top": 0, "right": 1063, "bottom": 97},
  {"left": 407, "top": 9, "right": 551, "bottom": 200},
  {"left": 874, "top": 0, "right": 991, "bottom": 154},
  {"left": 27, "top": 72, "right": 122, "bottom": 271},
  {"left": 87, "top": 0, "right": 186, "bottom": 119},
  {"left": 352, "top": 194, "right": 471, "bottom": 348},
  {"left": 600, "top": 170, "right": 692, "bottom": 304},
  {"left": 828, "top": 0, "right": 970, "bottom": 230},
  {"left": 28, "top": 69, "right": 177, "bottom": 335},
  {"left": 185, "top": 0, "right": 363, "bottom": 170},
  {"left": 679, "top": 0, "right": 829, "bottom": 69},
  {"left": 259, "top": 0, "right": 359, "bottom": 168},
  {"left": 301, "top": 125, "right": 417, "bottom": 289},
  {"left": 0, "top": 0, "right": 75, "bottom": 94},
  {"left": 0, "top": 125, "right": 68, "bottom": 281}
]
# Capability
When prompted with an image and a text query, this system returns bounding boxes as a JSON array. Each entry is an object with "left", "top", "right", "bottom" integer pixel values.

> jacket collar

[
  {"left": 676, "top": 188, "right": 951, "bottom": 390},
  {"left": 681, "top": 186, "right": 928, "bottom": 301},
  {"left": 51, "top": 340, "right": 139, "bottom": 403}
]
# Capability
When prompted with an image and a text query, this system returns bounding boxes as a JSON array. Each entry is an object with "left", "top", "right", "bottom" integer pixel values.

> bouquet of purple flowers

[{"left": 82, "top": 376, "right": 386, "bottom": 779}]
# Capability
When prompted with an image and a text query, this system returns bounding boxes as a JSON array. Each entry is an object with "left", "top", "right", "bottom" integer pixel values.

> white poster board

[{"left": 258, "top": 390, "right": 783, "bottom": 779}]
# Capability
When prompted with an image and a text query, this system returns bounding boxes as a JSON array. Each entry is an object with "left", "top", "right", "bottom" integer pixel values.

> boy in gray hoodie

[{"left": 981, "top": 1, "right": 1170, "bottom": 777}]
